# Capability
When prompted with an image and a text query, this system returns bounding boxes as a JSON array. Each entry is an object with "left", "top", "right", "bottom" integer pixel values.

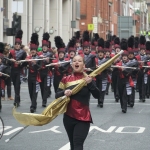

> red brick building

[{"left": 80, "top": 0, "right": 119, "bottom": 39}]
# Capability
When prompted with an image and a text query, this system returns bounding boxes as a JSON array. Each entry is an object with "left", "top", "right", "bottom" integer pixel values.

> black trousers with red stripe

[
  {"left": 118, "top": 78, "right": 128, "bottom": 111},
  {"left": 40, "top": 72, "right": 48, "bottom": 105},
  {"left": 11, "top": 70, "right": 21, "bottom": 104},
  {"left": 63, "top": 114, "right": 90, "bottom": 150},
  {"left": 28, "top": 75, "right": 38, "bottom": 109},
  {"left": 112, "top": 70, "right": 120, "bottom": 100}
]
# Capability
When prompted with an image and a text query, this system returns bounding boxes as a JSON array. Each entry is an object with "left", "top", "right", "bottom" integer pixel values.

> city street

[{"left": 0, "top": 83, "right": 150, "bottom": 150}]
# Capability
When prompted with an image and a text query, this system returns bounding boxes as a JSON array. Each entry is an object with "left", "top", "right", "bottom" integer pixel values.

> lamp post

[{"left": 34, "top": 27, "right": 42, "bottom": 33}]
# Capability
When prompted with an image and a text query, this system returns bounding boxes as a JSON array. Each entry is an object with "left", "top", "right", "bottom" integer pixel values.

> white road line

[
  {"left": 139, "top": 109, "right": 143, "bottom": 113},
  {"left": 30, "top": 126, "right": 62, "bottom": 134},
  {"left": 59, "top": 142, "right": 70, "bottom": 150},
  {"left": 4, "top": 126, "right": 12, "bottom": 131},
  {"left": 4, "top": 127, "right": 23, "bottom": 136}
]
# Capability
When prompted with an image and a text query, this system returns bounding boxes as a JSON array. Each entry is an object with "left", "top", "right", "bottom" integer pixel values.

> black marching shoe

[
  {"left": 122, "top": 109, "right": 126, "bottom": 113},
  {"left": 115, "top": 98, "right": 119, "bottom": 102},
  {"left": 97, "top": 104, "right": 100, "bottom": 107},
  {"left": 100, "top": 104, "right": 103, "bottom": 108},
  {"left": 30, "top": 107, "right": 36, "bottom": 113},
  {"left": 105, "top": 92, "right": 108, "bottom": 95},
  {"left": 142, "top": 99, "right": 145, "bottom": 102},
  {"left": 14, "top": 102, "right": 20, "bottom": 107},
  {"left": 130, "top": 103, "right": 134, "bottom": 107},
  {"left": 42, "top": 103, "right": 47, "bottom": 107},
  {"left": 146, "top": 94, "right": 149, "bottom": 98},
  {"left": 127, "top": 103, "right": 131, "bottom": 107}
]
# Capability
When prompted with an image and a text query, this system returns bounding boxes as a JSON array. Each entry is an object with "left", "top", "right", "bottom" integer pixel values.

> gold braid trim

[{"left": 58, "top": 82, "right": 65, "bottom": 90}]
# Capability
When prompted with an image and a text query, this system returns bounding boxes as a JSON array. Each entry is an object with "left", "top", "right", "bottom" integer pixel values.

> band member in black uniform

[
  {"left": 56, "top": 55, "right": 99, "bottom": 150},
  {"left": 117, "top": 50, "right": 134, "bottom": 113},
  {"left": 127, "top": 37, "right": 139, "bottom": 107},
  {"left": 38, "top": 33, "right": 53, "bottom": 107},
  {"left": 53, "top": 36, "right": 70, "bottom": 93},
  {"left": 112, "top": 37, "right": 121, "bottom": 102},
  {"left": 96, "top": 38, "right": 109, "bottom": 108},
  {"left": 25, "top": 33, "right": 41, "bottom": 113},
  {"left": 8, "top": 30, "right": 27, "bottom": 107},
  {"left": 135, "top": 36, "right": 147, "bottom": 102},
  {"left": 0, "top": 42, "right": 10, "bottom": 112},
  {"left": 82, "top": 31, "right": 96, "bottom": 74},
  {"left": 116, "top": 39, "right": 138, "bottom": 113}
]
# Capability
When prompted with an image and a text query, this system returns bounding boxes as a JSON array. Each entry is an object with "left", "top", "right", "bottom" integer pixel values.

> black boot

[
  {"left": 122, "top": 109, "right": 126, "bottom": 113},
  {"left": 30, "top": 107, "right": 36, "bottom": 113},
  {"left": 42, "top": 102, "right": 47, "bottom": 107},
  {"left": 14, "top": 102, "right": 20, "bottom": 107},
  {"left": 100, "top": 103, "right": 103, "bottom": 108},
  {"left": 115, "top": 96, "right": 119, "bottom": 102},
  {"left": 130, "top": 103, "right": 134, "bottom": 107}
]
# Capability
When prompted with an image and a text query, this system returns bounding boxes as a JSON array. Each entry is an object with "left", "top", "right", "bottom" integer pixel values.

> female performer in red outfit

[{"left": 55, "top": 55, "right": 99, "bottom": 150}]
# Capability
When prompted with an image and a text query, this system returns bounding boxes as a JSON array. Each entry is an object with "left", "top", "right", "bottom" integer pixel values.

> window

[{"left": 76, "top": 0, "right": 80, "bottom": 20}]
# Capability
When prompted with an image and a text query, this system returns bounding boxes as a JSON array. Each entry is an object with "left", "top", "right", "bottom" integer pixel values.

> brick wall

[{"left": 80, "top": 0, "right": 118, "bottom": 39}]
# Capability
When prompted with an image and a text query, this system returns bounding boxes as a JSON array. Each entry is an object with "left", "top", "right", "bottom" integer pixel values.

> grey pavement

[{"left": 0, "top": 83, "right": 150, "bottom": 150}]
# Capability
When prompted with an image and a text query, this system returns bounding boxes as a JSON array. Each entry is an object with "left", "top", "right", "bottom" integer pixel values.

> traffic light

[{"left": 12, "top": 13, "right": 21, "bottom": 35}]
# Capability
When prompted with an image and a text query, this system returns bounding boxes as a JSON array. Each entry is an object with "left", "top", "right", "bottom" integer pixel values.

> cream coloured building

[{"left": 0, "top": 0, "right": 80, "bottom": 47}]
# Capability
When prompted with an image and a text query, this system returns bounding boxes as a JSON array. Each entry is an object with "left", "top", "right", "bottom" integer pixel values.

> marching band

[{"left": 0, "top": 29, "right": 150, "bottom": 115}]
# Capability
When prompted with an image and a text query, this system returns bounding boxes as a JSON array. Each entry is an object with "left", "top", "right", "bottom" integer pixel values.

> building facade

[
  {"left": 79, "top": 0, "right": 119, "bottom": 40},
  {"left": 0, "top": 0, "right": 80, "bottom": 47}
]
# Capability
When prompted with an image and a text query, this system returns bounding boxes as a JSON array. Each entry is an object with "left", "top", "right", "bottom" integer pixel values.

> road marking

[
  {"left": 4, "top": 126, "right": 12, "bottom": 131},
  {"left": 29, "top": 126, "right": 62, "bottom": 134},
  {"left": 59, "top": 142, "right": 70, "bottom": 150},
  {"left": 4, "top": 127, "right": 23, "bottom": 136},
  {"left": 89, "top": 126, "right": 117, "bottom": 133},
  {"left": 115, "top": 126, "right": 145, "bottom": 133},
  {"left": 139, "top": 109, "right": 143, "bottom": 113}
]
